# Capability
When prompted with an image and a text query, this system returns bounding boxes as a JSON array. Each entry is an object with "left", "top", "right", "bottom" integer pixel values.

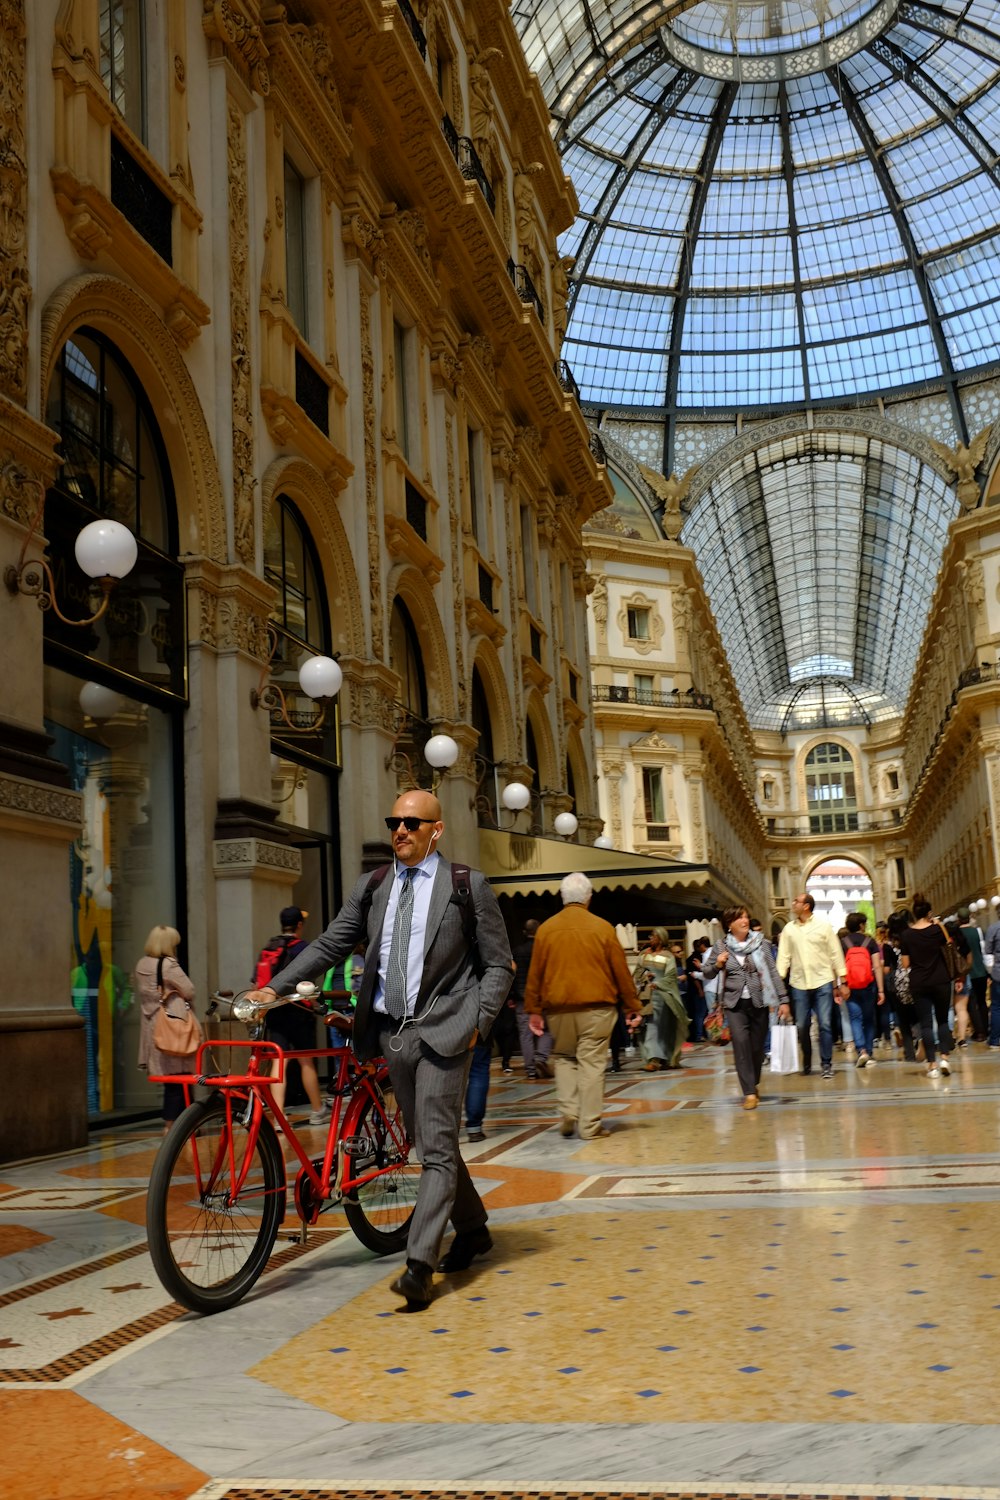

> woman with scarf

[
  {"left": 706, "top": 906, "right": 791, "bottom": 1109},
  {"left": 634, "top": 927, "right": 689, "bottom": 1071}
]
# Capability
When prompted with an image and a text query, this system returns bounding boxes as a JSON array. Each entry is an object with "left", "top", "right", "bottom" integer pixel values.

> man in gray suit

[{"left": 250, "top": 788, "right": 514, "bottom": 1308}]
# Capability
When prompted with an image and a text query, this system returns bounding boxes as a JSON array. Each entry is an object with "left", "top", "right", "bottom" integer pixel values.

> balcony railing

[
  {"left": 506, "top": 258, "right": 544, "bottom": 322},
  {"left": 396, "top": 0, "right": 427, "bottom": 58},
  {"left": 588, "top": 430, "right": 607, "bottom": 466},
  {"left": 478, "top": 564, "right": 494, "bottom": 611},
  {"left": 294, "top": 351, "right": 329, "bottom": 437},
  {"left": 959, "top": 661, "right": 1000, "bottom": 688},
  {"left": 441, "top": 116, "right": 495, "bottom": 213},
  {"left": 765, "top": 815, "right": 904, "bottom": 839},
  {"left": 111, "top": 135, "right": 172, "bottom": 266},
  {"left": 593, "top": 685, "right": 714, "bottom": 712},
  {"left": 405, "top": 477, "right": 427, "bottom": 541},
  {"left": 554, "top": 359, "right": 580, "bottom": 399}
]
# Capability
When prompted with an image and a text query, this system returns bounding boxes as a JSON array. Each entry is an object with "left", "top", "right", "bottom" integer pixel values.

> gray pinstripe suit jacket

[{"left": 275, "top": 856, "right": 514, "bottom": 1062}]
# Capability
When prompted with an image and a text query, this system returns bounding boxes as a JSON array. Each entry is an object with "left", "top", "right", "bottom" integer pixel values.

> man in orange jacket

[{"left": 524, "top": 872, "right": 641, "bottom": 1138}]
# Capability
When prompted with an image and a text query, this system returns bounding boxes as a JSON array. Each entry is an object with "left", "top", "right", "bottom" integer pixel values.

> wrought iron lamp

[
  {"left": 250, "top": 626, "right": 342, "bottom": 731},
  {"left": 4, "top": 475, "right": 137, "bottom": 626}
]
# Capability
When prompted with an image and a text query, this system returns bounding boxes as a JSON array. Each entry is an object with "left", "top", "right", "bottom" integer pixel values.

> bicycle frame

[{"left": 152, "top": 1033, "right": 408, "bottom": 1233}]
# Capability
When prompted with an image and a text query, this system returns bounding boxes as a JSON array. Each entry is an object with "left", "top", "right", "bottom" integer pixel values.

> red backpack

[
  {"left": 844, "top": 938, "right": 874, "bottom": 989},
  {"left": 253, "top": 935, "right": 294, "bottom": 988}
]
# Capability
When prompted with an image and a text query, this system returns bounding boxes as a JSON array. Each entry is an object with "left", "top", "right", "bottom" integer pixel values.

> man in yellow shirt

[{"left": 776, "top": 892, "right": 847, "bottom": 1078}]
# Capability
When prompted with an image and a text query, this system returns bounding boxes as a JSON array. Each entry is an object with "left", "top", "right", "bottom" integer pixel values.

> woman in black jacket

[{"left": 898, "top": 894, "right": 955, "bottom": 1079}]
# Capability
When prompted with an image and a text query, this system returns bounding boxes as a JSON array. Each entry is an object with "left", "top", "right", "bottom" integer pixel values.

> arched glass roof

[
  {"left": 513, "top": 0, "right": 1000, "bottom": 414},
  {"left": 681, "top": 426, "right": 957, "bottom": 727}
]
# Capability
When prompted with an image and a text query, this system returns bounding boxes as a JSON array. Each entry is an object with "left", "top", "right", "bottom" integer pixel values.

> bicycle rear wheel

[
  {"left": 342, "top": 1087, "right": 419, "bottom": 1254},
  {"left": 146, "top": 1094, "right": 286, "bottom": 1313}
]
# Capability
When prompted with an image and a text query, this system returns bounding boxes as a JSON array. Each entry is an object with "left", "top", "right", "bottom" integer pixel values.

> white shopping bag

[{"left": 770, "top": 1022, "right": 799, "bottom": 1074}]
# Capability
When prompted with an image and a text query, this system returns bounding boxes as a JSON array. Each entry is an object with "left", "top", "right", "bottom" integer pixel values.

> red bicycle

[{"left": 146, "top": 988, "right": 417, "bottom": 1314}]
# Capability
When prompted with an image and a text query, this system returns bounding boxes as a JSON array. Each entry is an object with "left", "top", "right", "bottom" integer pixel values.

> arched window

[
  {"left": 471, "top": 667, "right": 498, "bottom": 826},
  {"left": 264, "top": 496, "right": 340, "bottom": 937},
  {"left": 389, "top": 599, "right": 427, "bottom": 718},
  {"left": 387, "top": 598, "right": 430, "bottom": 791},
  {"left": 263, "top": 496, "right": 337, "bottom": 768},
  {"left": 805, "top": 742, "right": 858, "bottom": 834},
  {"left": 264, "top": 495, "right": 326, "bottom": 652},
  {"left": 526, "top": 717, "right": 543, "bottom": 833},
  {"left": 43, "top": 329, "right": 183, "bottom": 1118}
]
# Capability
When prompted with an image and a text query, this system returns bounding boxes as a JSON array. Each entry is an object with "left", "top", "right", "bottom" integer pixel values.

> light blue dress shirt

[{"left": 372, "top": 850, "right": 441, "bottom": 1017}]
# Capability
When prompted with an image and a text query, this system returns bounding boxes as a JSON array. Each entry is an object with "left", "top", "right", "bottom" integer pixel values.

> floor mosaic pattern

[{"left": 2, "top": 1043, "right": 1000, "bottom": 1498}]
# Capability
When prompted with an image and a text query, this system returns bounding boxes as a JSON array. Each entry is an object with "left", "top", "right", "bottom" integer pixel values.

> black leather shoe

[
  {"left": 438, "top": 1226, "right": 493, "bottom": 1272},
  {"left": 390, "top": 1260, "right": 434, "bottom": 1307}
]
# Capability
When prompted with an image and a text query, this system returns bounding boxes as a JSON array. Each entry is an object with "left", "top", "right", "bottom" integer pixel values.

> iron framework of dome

[
  {"left": 513, "top": 1, "right": 999, "bottom": 733},
  {"left": 512, "top": 0, "right": 1000, "bottom": 425}
]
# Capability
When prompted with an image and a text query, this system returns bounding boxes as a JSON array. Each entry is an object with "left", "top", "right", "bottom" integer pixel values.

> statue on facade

[
  {"left": 929, "top": 427, "right": 991, "bottom": 510},
  {"left": 638, "top": 462, "right": 700, "bottom": 539}
]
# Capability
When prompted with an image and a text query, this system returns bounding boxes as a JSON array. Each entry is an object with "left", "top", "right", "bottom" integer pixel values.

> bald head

[{"left": 389, "top": 787, "right": 444, "bottom": 866}]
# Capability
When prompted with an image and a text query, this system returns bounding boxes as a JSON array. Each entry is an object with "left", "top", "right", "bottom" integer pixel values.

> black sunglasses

[{"left": 385, "top": 816, "right": 436, "bottom": 832}]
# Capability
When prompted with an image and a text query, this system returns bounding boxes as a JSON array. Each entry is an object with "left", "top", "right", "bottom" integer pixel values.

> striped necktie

[{"left": 383, "top": 869, "right": 415, "bottom": 1019}]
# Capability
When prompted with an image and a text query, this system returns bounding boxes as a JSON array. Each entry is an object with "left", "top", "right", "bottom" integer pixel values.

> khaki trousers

[{"left": 546, "top": 1006, "right": 617, "bottom": 1137}]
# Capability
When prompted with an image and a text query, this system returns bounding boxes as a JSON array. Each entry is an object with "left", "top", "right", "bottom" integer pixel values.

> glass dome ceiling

[{"left": 512, "top": 0, "right": 1000, "bottom": 413}]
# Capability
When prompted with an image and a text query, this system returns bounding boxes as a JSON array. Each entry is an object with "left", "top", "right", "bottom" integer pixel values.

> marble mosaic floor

[{"left": 3, "top": 1041, "right": 1000, "bottom": 1500}]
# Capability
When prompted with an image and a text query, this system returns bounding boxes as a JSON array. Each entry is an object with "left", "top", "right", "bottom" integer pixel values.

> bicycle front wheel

[
  {"left": 342, "top": 1087, "right": 419, "bottom": 1254},
  {"left": 146, "top": 1094, "right": 287, "bottom": 1314}
]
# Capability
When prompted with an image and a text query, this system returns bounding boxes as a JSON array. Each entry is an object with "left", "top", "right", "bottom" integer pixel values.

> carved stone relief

[
  {"left": 0, "top": 0, "right": 29, "bottom": 405},
  {"left": 227, "top": 96, "right": 255, "bottom": 566},
  {"left": 359, "top": 284, "right": 384, "bottom": 659}
]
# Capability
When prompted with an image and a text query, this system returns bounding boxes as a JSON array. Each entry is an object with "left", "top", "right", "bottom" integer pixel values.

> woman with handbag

[
  {"left": 135, "top": 924, "right": 199, "bottom": 1130},
  {"left": 706, "top": 906, "right": 791, "bottom": 1110},
  {"left": 898, "top": 895, "right": 955, "bottom": 1078}
]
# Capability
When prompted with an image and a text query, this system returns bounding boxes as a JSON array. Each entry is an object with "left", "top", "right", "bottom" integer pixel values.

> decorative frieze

[
  {"left": 213, "top": 837, "right": 301, "bottom": 874},
  {"left": 0, "top": 772, "right": 81, "bottom": 830}
]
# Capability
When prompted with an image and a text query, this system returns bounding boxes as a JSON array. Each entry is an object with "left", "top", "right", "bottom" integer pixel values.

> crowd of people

[{"left": 136, "top": 797, "right": 1000, "bottom": 1313}]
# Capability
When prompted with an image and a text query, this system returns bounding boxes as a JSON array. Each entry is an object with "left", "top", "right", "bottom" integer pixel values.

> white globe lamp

[
  {"left": 554, "top": 811, "right": 579, "bottom": 838},
  {"left": 298, "top": 654, "right": 342, "bottom": 699},
  {"left": 992, "top": 895, "right": 1000, "bottom": 909},
  {"left": 501, "top": 781, "right": 531, "bottom": 811},
  {"left": 594, "top": 835, "right": 614, "bottom": 849},
  {"left": 424, "top": 734, "right": 460, "bottom": 770},
  {"left": 79, "top": 681, "right": 125, "bottom": 720},
  {"left": 74, "top": 519, "right": 137, "bottom": 580}
]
